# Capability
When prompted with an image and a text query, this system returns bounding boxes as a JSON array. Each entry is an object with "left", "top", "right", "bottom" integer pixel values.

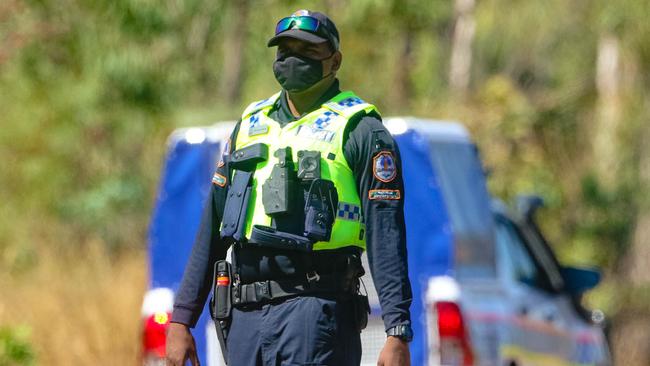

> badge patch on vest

[
  {"left": 212, "top": 172, "right": 227, "bottom": 187},
  {"left": 248, "top": 113, "right": 269, "bottom": 136},
  {"left": 373, "top": 151, "right": 397, "bottom": 182},
  {"left": 368, "top": 189, "right": 401, "bottom": 200},
  {"left": 294, "top": 110, "right": 338, "bottom": 142},
  {"left": 296, "top": 125, "right": 336, "bottom": 143}
]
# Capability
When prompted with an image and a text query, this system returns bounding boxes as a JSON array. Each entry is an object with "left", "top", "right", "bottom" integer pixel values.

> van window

[
  {"left": 496, "top": 220, "right": 538, "bottom": 286},
  {"left": 495, "top": 218, "right": 553, "bottom": 291},
  {"left": 428, "top": 141, "right": 496, "bottom": 278}
]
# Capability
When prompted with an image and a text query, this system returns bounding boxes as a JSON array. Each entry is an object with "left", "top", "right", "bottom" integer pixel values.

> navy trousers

[{"left": 226, "top": 294, "right": 362, "bottom": 366}]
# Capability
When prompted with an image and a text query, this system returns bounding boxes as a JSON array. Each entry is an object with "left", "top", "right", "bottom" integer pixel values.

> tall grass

[{"left": 0, "top": 245, "right": 146, "bottom": 365}]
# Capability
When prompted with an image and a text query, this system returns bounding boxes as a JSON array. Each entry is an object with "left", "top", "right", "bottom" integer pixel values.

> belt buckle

[
  {"left": 254, "top": 280, "right": 271, "bottom": 301},
  {"left": 306, "top": 271, "right": 321, "bottom": 283}
]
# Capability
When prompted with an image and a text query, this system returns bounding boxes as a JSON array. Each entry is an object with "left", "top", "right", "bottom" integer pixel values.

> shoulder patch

[
  {"left": 368, "top": 189, "right": 401, "bottom": 200},
  {"left": 212, "top": 172, "right": 227, "bottom": 187},
  {"left": 373, "top": 151, "right": 397, "bottom": 182}
]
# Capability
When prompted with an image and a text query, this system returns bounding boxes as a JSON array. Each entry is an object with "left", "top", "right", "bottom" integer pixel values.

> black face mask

[{"left": 273, "top": 53, "right": 332, "bottom": 92}]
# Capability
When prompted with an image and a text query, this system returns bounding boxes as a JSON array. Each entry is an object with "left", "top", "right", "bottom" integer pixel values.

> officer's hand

[
  {"left": 377, "top": 336, "right": 410, "bottom": 366},
  {"left": 166, "top": 322, "right": 201, "bottom": 366}
]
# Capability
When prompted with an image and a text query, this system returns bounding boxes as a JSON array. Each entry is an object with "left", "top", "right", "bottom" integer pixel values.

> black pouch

[
  {"left": 210, "top": 260, "right": 232, "bottom": 364},
  {"left": 211, "top": 260, "right": 233, "bottom": 320},
  {"left": 303, "top": 179, "right": 338, "bottom": 242},
  {"left": 352, "top": 293, "right": 370, "bottom": 332}
]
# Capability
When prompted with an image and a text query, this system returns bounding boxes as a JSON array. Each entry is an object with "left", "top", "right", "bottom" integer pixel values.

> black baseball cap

[{"left": 267, "top": 10, "right": 340, "bottom": 51}]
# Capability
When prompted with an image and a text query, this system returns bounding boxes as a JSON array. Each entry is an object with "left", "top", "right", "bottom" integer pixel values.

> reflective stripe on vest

[{"left": 233, "top": 90, "right": 378, "bottom": 251}]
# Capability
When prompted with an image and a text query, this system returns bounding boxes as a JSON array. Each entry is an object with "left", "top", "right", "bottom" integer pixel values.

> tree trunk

[
  {"left": 593, "top": 34, "right": 622, "bottom": 189},
  {"left": 391, "top": 28, "right": 414, "bottom": 111},
  {"left": 219, "top": 0, "right": 249, "bottom": 105},
  {"left": 449, "top": 0, "right": 475, "bottom": 97}
]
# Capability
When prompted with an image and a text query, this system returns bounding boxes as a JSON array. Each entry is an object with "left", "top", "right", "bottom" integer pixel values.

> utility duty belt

[
  {"left": 233, "top": 273, "right": 350, "bottom": 306},
  {"left": 220, "top": 143, "right": 339, "bottom": 249},
  {"left": 229, "top": 246, "right": 366, "bottom": 305}
]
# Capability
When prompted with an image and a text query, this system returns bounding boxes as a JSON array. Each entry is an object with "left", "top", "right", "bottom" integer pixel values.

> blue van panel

[
  {"left": 396, "top": 130, "right": 454, "bottom": 365},
  {"left": 148, "top": 138, "right": 221, "bottom": 366},
  {"left": 427, "top": 141, "right": 496, "bottom": 279}
]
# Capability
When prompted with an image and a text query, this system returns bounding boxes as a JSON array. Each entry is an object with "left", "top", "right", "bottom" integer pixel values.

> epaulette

[
  {"left": 241, "top": 92, "right": 281, "bottom": 119},
  {"left": 323, "top": 95, "right": 373, "bottom": 118}
]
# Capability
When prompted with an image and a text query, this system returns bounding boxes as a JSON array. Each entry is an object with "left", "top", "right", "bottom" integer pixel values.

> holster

[
  {"left": 352, "top": 292, "right": 370, "bottom": 332},
  {"left": 344, "top": 254, "right": 370, "bottom": 332}
]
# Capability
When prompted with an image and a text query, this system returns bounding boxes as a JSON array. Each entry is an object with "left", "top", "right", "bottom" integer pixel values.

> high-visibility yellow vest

[{"left": 233, "top": 90, "right": 378, "bottom": 251}]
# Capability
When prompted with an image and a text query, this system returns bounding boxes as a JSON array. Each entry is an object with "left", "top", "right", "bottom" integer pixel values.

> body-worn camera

[{"left": 297, "top": 150, "right": 321, "bottom": 181}]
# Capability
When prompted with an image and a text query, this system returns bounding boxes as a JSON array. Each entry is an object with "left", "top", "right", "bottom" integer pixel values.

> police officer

[{"left": 166, "top": 10, "right": 413, "bottom": 366}]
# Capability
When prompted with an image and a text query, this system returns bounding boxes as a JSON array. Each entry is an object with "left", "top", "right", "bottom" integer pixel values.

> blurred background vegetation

[{"left": 1, "top": 0, "right": 648, "bottom": 364}]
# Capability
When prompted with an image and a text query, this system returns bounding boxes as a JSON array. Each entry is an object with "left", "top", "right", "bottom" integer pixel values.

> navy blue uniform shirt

[{"left": 172, "top": 80, "right": 412, "bottom": 332}]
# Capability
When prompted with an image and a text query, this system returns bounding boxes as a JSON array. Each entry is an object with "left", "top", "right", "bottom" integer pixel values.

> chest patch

[
  {"left": 296, "top": 126, "right": 336, "bottom": 143},
  {"left": 296, "top": 110, "right": 338, "bottom": 143},
  {"left": 373, "top": 151, "right": 397, "bottom": 182},
  {"left": 248, "top": 113, "right": 269, "bottom": 136}
]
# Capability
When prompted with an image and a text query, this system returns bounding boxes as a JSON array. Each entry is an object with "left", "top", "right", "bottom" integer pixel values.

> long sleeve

[
  {"left": 343, "top": 113, "right": 412, "bottom": 331},
  {"left": 171, "top": 123, "right": 240, "bottom": 327}
]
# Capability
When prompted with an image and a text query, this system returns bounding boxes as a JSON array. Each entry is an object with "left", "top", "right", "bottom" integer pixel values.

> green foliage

[
  {"left": 0, "top": 327, "right": 35, "bottom": 366},
  {"left": 573, "top": 174, "right": 636, "bottom": 266}
]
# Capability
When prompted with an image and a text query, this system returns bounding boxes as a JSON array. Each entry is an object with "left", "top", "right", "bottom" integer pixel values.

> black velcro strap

[
  {"left": 230, "top": 143, "right": 268, "bottom": 171},
  {"left": 233, "top": 274, "right": 344, "bottom": 306},
  {"left": 249, "top": 225, "right": 313, "bottom": 252}
]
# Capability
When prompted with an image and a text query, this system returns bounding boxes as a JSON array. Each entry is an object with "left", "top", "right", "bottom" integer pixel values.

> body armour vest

[{"left": 230, "top": 90, "right": 378, "bottom": 251}]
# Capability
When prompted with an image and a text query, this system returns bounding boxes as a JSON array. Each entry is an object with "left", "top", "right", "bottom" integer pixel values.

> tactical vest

[{"left": 231, "top": 90, "right": 378, "bottom": 251}]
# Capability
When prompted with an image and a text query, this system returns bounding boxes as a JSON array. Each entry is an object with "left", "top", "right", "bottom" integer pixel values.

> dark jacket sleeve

[
  {"left": 343, "top": 113, "right": 412, "bottom": 331},
  {"left": 171, "top": 122, "right": 240, "bottom": 327}
]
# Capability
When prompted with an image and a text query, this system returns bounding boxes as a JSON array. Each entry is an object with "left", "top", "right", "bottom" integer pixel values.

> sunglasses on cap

[
  {"left": 275, "top": 15, "right": 321, "bottom": 35},
  {"left": 274, "top": 15, "right": 339, "bottom": 50}
]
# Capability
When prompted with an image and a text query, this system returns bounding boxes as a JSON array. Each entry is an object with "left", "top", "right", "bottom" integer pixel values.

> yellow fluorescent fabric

[{"left": 233, "top": 91, "right": 378, "bottom": 251}]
